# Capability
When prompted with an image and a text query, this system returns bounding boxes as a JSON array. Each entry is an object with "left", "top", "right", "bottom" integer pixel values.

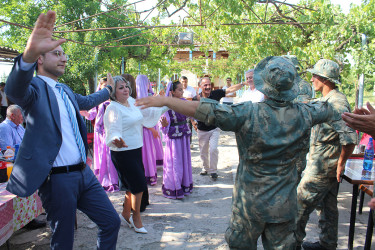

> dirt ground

[{"left": 1, "top": 130, "right": 373, "bottom": 250}]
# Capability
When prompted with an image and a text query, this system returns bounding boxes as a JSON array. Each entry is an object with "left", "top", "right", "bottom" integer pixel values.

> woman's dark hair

[
  {"left": 122, "top": 74, "right": 137, "bottom": 99},
  {"left": 170, "top": 80, "right": 181, "bottom": 92}
]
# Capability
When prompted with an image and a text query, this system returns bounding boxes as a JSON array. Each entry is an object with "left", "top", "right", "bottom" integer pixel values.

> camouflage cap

[
  {"left": 281, "top": 55, "right": 302, "bottom": 70},
  {"left": 307, "top": 59, "right": 341, "bottom": 85},
  {"left": 254, "top": 56, "right": 300, "bottom": 102}
]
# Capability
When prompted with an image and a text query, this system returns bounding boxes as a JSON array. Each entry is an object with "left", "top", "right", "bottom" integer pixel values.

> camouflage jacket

[
  {"left": 293, "top": 78, "right": 313, "bottom": 178},
  {"left": 294, "top": 78, "right": 313, "bottom": 103},
  {"left": 194, "top": 98, "right": 336, "bottom": 223},
  {"left": 306, "top": 89, "right": 358, "bottom": 178}
]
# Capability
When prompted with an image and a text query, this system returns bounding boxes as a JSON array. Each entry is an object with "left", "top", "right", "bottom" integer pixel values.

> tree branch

[
  {"left": 335, "top": 25, "right": 358, "bottom": 51},
  {"left": 163, "top": 0, "right": 189, "bottom": 18},
  {"left": 271, "top": 2, "right": 306, "bottom": 32}
]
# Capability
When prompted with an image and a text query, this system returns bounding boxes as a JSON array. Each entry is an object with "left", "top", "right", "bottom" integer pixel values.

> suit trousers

[
  {"left": 197, "top": 128, "right": 220, "bottom": 174},
  {"left": 38, "top": 165, "right": 120, "bottom": 250}
]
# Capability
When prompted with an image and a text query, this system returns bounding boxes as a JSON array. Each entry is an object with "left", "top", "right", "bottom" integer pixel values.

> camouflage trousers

[
  {"left": 296, "top": 174, "right": 339, "bottom": 250},
  {"left": 225, "top": 210, "right": 296, "bottom": 250}
]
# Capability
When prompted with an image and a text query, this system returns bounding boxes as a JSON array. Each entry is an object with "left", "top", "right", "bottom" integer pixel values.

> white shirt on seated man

[{"left": 239, "top": 69, "right": 264, "bottom": 103}]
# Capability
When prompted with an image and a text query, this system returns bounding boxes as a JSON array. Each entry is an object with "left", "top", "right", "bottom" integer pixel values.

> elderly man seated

[{"left": 0, "top": 105, "right": 46, "bottom": 229}]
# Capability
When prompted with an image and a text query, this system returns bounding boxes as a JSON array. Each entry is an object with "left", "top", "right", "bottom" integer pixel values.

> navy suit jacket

[{"left": 5, "top": 55, "right": 110, "bottom": 197}]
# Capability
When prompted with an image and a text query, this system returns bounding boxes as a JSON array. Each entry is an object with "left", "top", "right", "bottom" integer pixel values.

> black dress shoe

[
  {"left": 24, "top": 218, "right": 47, "bottom": 230},
  {"left": 210, "top": 173, "right": 218, "bottom": 180},
  {"left": 302, "top": 241, "right": 328, "bottom": 250}
]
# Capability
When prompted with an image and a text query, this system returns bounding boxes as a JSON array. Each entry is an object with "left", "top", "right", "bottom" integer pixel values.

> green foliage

[{"left": 0, "top": 0, "right": 374, "bottom": 103}]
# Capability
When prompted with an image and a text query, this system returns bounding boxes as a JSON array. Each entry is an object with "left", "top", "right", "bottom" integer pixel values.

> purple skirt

[{"left": 162, "top": 135, "right": 193, "bottom": 199}]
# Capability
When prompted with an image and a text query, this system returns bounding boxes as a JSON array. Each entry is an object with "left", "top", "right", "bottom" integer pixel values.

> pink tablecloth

[{"left": 0, "top": 182, "right": 43, "bottom": 246}]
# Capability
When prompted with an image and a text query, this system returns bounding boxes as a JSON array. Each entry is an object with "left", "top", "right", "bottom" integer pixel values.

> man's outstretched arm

[{"left": 342, "top": 102, "right": 375, "bottom": 138}]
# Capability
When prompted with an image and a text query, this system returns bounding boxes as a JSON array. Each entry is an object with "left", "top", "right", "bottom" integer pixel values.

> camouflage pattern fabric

[
  {"left": 296, "top": 89, "right": 357, "bottom": 249},
  {"left": 225, "top": 212, "right": 296, "bottom": 249},
  {"left": 194, "top": 97, "right": 337, "bottom": 249},
  {"left": 294, "top": 78, "right": 313, "bottom": 104},
  {"left": 293, "top": 78, "right": 313, "bottom": 183},
  {"left": 307, "top": 59, "right": 341, "bottom": 85}
]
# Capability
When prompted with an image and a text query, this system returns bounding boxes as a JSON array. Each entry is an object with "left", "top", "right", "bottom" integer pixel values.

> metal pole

[
  {"left": 358, "top": 34, "right": 367, "bottom": 108},
  {"left": 121, "top": 57, "right": 124, "bottom": 75},
  {"left": 158, "top": 68, "right": 161, "bottom": 93},
  {"left": 94, "top": 52, "right": 98, "bottom": 92}
]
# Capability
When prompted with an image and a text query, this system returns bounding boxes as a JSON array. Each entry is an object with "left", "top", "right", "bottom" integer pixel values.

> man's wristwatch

[{"left": 105, "top": 85, "right": 113, "bottom": 93}]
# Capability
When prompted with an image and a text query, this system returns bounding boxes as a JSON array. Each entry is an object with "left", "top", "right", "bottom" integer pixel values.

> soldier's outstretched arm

[{"left": 136, "top": 95, "right": 199, "bottom": 118}]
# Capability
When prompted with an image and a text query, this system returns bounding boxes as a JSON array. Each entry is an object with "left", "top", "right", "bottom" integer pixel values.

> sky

[{"left": 0, "top": 0, "right": 361, "bottom": 78}]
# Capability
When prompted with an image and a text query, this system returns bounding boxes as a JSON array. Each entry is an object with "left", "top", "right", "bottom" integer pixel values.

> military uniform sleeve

[
  {"left": 329, "top": 99, "right": 358, "bottom": 145},
  {"left": 305, "top": 101, "right": 337, "bottom": 126},
  {"left": 194, "top": 98, "right": 251, "bottom": 132}
]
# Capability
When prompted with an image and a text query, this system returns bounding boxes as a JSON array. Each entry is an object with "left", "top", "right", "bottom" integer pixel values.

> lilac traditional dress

[
  {"left": 154, "top": 125, "right": 164, "bottom": 167},
  {"left": 142, "top": 127, "right": 158, "bottom": 185},
  {"left": 160, "top": 105, "right": 193, "bottom": 199},
  {"left": 148, "top": 86, "right": 164, "bottom": 168},
  {"left": 136, "top": 74, "right": 164, "bottom": 185},
  {"left": 86, "top": 101, "right": 119, "bottom": 192}
]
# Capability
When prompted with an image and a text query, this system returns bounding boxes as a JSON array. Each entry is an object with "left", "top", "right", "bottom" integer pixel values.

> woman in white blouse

[{"left": 104, "top": 76, "right": 167, "bottom": 234}]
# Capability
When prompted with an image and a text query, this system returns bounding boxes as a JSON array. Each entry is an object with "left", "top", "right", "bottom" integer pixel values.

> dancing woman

[{"left": 104, "top": 76, "right": 167, "bottom": 233}]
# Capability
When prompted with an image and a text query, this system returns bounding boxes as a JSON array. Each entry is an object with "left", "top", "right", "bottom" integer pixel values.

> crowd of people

[{"left": 2, "top": 10, "right": 373, "bottom": 250}]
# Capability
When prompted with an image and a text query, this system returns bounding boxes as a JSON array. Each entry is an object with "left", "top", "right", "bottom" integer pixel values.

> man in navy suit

[{"left": 5, "top": 11, "right": 120, "bottom": 249}]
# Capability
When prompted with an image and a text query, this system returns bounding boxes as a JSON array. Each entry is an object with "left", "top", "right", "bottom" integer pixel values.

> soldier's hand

[{"left": 336, "top": 163, "right": 345, "bottom": 182}]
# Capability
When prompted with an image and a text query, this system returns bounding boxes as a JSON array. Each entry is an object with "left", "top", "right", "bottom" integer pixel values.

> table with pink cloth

[{"left": 0, "top": 182, "right": 43, "bottom": 246}]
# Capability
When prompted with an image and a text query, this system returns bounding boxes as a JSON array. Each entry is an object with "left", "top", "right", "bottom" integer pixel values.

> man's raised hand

[{"left": 23, "top": 11, "right": 66, "bottom": 63}]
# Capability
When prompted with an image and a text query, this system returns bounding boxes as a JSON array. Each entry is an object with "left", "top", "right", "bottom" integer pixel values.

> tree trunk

[{"left": 88, "top": 77, "right": 95, "bottom": 94}]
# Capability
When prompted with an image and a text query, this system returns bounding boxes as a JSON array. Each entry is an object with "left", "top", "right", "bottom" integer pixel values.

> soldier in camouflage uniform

[
  {"left": 282, "top": 55, "right": 313, "bottom": 183},
  {"left": 296, "top": 59, "right": 357, "bottom": 250},
  {"left": 136, "top": 56, "right": 342, "bottom": 249},
  {"left": 282, "top": 55, "right": 313, "bottom": 104}
]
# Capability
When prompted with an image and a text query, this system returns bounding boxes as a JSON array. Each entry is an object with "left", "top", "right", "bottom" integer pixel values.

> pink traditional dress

[
  {"left": 160, "top": 104, "right": 193, "bottom": 199},
  {"left": 86, "top": 101, "right": 119, "bottom": 192}
]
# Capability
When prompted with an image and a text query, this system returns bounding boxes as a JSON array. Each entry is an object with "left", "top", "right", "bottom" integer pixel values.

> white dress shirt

[
  {"left": 183, "top": 86, "right": 196, "bottom": 99},
  {"left": 221, "top": 85, "right": 235, "bottom": 103},
  {"left": 239, "top": 88, "right": 265, "bottom": 103},
  {"left": 104, "top": 97, "right": 168, "bottom": 151},
  {"left": 19, "top": 58, "right": 83, "bottom": 167}
]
